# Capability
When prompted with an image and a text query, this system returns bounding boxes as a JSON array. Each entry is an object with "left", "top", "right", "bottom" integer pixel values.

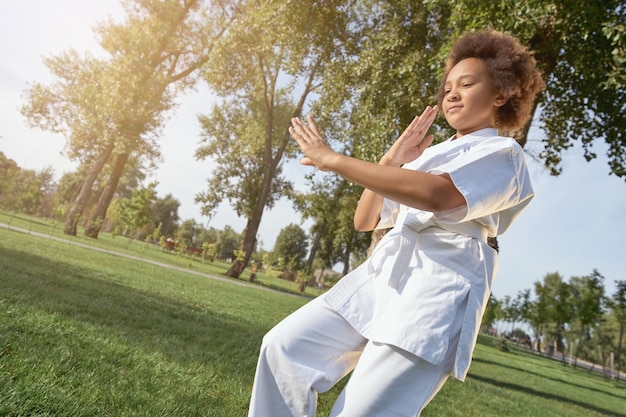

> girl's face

[{"left": 442, "top": 57, "right": 506, "bottom": 138}]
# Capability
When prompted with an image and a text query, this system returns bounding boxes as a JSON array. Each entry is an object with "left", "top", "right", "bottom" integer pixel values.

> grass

[
  {"left": 1, "top": 221, "right": 625, "bottom": 416},
  {"left": 0, "top": 210, "right": 326, "bottom": 298}
]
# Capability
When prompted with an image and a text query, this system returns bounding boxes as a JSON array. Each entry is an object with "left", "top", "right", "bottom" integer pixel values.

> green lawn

[
  {"left": 0, "top": 211, "right": 326, "bottom": 298},
  {"left": 1, "top": 223, "right": 624, "bottom": 416}
]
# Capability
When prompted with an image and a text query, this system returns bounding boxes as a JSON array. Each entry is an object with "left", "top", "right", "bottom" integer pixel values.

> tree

[
  {"left": 176, "top": 218, "right": 203, "bottom": 248},
  {"left": 114, "top": 182, "right": 158, "bottom": 239},
  {"left": 502, "top": 294, "right": 523, "bottom": 333},
  {"left": 21, "top": 0, "right": 224, "bottom": 237},
  {"left": 534, "top": 272, "right": 573, "bottom": 354},
  {"left": 151, "top": 193, "right": 181, "bottom": 238},
  {"left": 0, "top": 153, "right": 55, "bottom": 216},
  {"left": 195, "top": 0, "right": 352, "bottom": 278},
  {"left": 521, "top": 287, "right": 549, "bottom": 353},
  {"left": 568, "top": 270, "right": 606, "bottom": 364},
  {"left": 482, "top": 294, "right": 503, "bottom": 334},
  {"left": 82, "top": 0, "right": 223, "bottom": 238},
  {"left": 273, "top": 223, "right": 309, "bottom": 273},
  {"left": 0, "top": 152, "right": 21, "bottom": 211},
  {"left": 216, "top": 225, "right": 242, "bottom": 261},
  {"left": 292, "top": 175, "right": 354, "bottom": 274},
  {"left": 608, "top": 280, "right": 626, "bottom": 379},
  {"left": 438, "top": 0, "right": 626, "bottom": 177}
]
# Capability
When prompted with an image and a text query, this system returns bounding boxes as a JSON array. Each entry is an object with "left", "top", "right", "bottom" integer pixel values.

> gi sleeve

[
  {"left": 430, "top": 138, "right": 534, "bottom": 233},
  {"left": 375, "top": 198, "right": 400, "bottom": 230}
]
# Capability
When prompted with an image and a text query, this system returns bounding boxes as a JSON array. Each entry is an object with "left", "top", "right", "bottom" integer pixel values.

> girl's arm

[{"left": 291, "top": 106, "right": 465, "bottom": 231}]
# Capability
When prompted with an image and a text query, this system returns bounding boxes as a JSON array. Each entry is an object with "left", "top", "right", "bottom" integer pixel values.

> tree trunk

[
  {"left": 616, "top": 323, "right": 624, "bottom": 381},
  {"left": 225, "top": 57, "right": 318, "bottom": 279},
  {"left": 64, "top": 141, "right": 115, "bottom": 235},
  {"left": 84, "top": 151, "right": 130, "bottom": 239},
  {"left": 226, "top": 215, "right": 259, "bottom": 278},
  {"left": 306, "top": 220, "right": 327, "bottom": 273},
  {"left": 341, "top": 239, "right": 352, "bottom": 276}
]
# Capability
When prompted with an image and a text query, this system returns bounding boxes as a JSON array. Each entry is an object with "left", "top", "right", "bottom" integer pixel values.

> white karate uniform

[{"left": 248, "top": 128, "right": 534, "bottom": 417}]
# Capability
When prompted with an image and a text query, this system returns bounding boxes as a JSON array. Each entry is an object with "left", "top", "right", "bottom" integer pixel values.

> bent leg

[
  {"left": 248, "top": 296, "right": 367, "bottom": 417},
  {"left": 330, "top": 294, "right": 467, "bottom": 417},
  {"left": 329, "top": 342, "right": 450, "bottom": 417}
]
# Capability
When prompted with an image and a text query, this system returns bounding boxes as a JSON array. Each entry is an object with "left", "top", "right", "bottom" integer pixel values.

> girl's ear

[{"left": 494, "top": 92, "right": 509, "bottom": 107}]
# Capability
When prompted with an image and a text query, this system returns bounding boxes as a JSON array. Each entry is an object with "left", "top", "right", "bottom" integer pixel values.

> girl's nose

[{"left": 447, "top": 90, "right": 460, "bottom": 101}]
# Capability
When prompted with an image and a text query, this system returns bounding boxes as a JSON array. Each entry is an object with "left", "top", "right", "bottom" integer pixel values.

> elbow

[{"left": 354, "top": 217, "right": 377, "bottom": 232}]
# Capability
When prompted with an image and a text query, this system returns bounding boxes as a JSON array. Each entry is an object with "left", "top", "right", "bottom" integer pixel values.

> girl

[{"left": 248, "top": 29, "right": 545, "bottom": 417}]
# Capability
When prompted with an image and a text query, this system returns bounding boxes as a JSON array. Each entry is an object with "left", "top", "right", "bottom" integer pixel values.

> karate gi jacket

[{"left": 324, "top": 128, "right": 534, "bottom": 381}]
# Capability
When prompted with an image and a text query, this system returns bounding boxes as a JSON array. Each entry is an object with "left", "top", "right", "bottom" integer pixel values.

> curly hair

[{"left": 437, "top": 30, "right": 545, "bottom": 132}]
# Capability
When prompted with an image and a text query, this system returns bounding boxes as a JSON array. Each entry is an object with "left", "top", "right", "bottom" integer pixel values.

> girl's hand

[
  {"left": 289, "top": 114, "right": 336, "bottom": 171},
  {"left": 380, "top": 106, "right": 438, "bottom": 166}
]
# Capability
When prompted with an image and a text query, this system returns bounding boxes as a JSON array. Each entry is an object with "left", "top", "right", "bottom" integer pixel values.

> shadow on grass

[
  {"left": 472, "top": 355, "right": 624, "bottom": 401},
  {"left": 0, "top": 246, "right": 267, "bottom": 377},
  {"left": 467, "top": 374, "right": 626, "bottom": 417}
]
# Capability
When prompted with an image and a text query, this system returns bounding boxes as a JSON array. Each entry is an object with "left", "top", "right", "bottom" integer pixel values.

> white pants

[{"left": 248, "top": 295, "right": 463, "bottom": 417}]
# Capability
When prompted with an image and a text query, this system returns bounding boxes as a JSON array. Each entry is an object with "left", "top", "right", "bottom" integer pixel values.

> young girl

[{"left": 248, "top": 29, "right": 545, "bottom": 417}]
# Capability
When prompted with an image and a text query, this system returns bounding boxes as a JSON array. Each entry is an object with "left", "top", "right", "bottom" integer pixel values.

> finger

[
  {"left": 413, "top": 106, "right": 438, "bottom": 132},
  {"left": 418, "top": 134, "right": 435, "bottom": 153},
  {"left": 406, "top": 105, "right": 437, "bottom": 134},
  {"left": 300, "top": 157, "right": 315, "bottom": 167},
  {"left": 291, "top": 117, "right": 307, "bottom": 134},
  {"left": 289, "top": 126, "right": 306, "bottom": 143},
  {"left": 307, "top": 114, "right": 322, "bottom": 137}
]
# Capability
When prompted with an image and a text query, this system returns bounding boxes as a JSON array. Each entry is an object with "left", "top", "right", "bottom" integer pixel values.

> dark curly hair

[{"left": 437, "top": 30, "right": 545, "bottom": 132}]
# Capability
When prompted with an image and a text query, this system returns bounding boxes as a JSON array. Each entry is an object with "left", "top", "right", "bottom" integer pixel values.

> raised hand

[
  {"left": 289, "top": 114, "right": 336, "bottom": 171},
  {"left": 380, "top": 106, "right": 438, "bottom": 166}
]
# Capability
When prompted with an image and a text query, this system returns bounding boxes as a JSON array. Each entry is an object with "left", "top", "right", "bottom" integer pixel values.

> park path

[{"left": 0, "top": 222, "right": 306, "bottom": 299}]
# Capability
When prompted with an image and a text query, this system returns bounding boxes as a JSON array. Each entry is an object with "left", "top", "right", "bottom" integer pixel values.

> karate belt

[{"left": 387, "top": 219, "right": 489, "bottom": 289}]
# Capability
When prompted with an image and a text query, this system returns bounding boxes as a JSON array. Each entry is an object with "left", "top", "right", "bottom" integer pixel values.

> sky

[{"left": 1, "top": 0, "right": 625, "bottom": 300}]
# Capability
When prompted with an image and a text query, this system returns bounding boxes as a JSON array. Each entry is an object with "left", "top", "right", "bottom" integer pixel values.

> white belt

[{"left": 387, "top": 219, "right": 488, "bottom": 289}]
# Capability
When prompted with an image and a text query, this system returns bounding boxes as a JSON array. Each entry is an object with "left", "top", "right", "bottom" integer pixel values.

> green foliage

[
  {"left": 314, "top": 0, "right": 626, "bottom": 178},
  {"left": 150, "top": 193, "right": 181, "bottom": 238},
  {"left": 195, "top": 0, "right": 354, "bottom": 275},
  {"left": 273, "top": 223, "right": 309, "bottom": 271},
  {"left": 438, "top": 0, "right": 626, "bottom": 177},
  {"left": 216, "top": 225, "right": 242, "bottom": 261},
  {"left": 176, "top": 218, "right": 203, "bottom": 248},
  {"left": 0, "top": 152, "right": 56, "bottom": 216},
  {"left": 20, "top": 0, "right": 220, "bottom": 236},
  {"left": 114, "top": 182, "right": 158, "bottom": 238}
]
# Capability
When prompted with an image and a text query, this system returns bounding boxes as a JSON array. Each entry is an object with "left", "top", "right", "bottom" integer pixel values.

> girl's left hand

[
  {"left": 380, "top": 105, "right": 438, "bottom": 166},
  {"left": 289, "top": 115, "right": 336, "bottom": 171}
]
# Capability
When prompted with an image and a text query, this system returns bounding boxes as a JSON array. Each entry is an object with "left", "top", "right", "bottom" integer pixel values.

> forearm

[
  {"left": 327, "top": 153, "right": 464, "bottom": 216},
  {"left": 353, "top": 188, "right": 384, "bottom": 231},
  {"left": 353, "top": 157, "right": 400, "bottom": 231}
]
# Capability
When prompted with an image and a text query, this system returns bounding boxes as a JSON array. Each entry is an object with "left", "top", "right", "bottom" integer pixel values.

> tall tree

[
  {"left": 608, "top": 280, "right": 626, "bottom": 379},
  {"left": 292, "top": 175, "right": 358, "bottom": 274},
  {"left": 115, "top": 182, "right": 158, "bottom": 238},
  {"left": 22, "top": 54, "right": 120, "bottom": 234},
  {"left": 21, "top": 0, "right": 226, "bottom": 237},
  {"left": 216, "top": 225, "right": 242, "bottom": 261},
  {"left": 534, "top": 272, "right": 574, "bottom": 354},
  {"left": 568, "top": 270, "right": 606, "bottom": 363},
  {"left": 195, "top": 0, "right": 351, "bottom": 278},
  {"left": 176, "top": 218, "right": 204, "bottom": 248},
  {"left": 482, "top": 294, "right": 504, "bottom": 334},
  {"left": 83, "top": 0, "right": 225, "bottom": 238},
  {"left": 151, "top": 193, "right": 181, "bottom": 238},
  {"left": 273, "top": 223, "right": 309, "bottom": 272}
]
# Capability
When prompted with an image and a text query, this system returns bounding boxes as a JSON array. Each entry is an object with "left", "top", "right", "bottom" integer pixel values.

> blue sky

[{"left": 1, "top": 0, "right": 625, "bottom": 300}]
